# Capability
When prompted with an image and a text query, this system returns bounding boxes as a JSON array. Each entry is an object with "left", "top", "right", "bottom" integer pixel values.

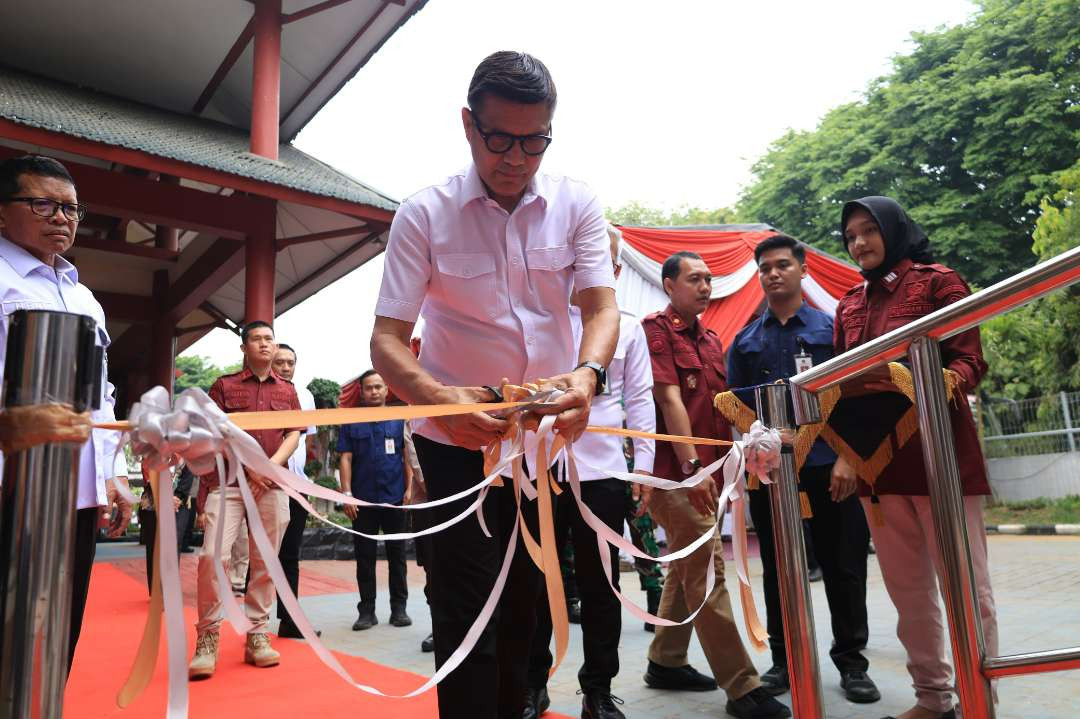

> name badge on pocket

[
  {"left": 385, "top": 438, "right": 396, "bottom": 455},
  {"left": 794, "top": 352, "right": 814, "bottom": 374}
]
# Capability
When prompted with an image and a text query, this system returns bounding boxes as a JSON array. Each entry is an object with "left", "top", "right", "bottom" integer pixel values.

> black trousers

[
  {"left": 276, "top": 497, "right": 309, "bottom": 628},
  {"left": 413, "top": 435, "right": 545, "bottom": 719},
  {"left": 528, "top": 478, "right": 624, "bottom": 693},
  {"left": 352, "top": 505, "right": 408, "bottom": 613},
  {"left": 68, "top": 507, "right": 99, "bottom": 672},
  {"left": 749, "top": 463, "right": 871, "bottom": 674}
]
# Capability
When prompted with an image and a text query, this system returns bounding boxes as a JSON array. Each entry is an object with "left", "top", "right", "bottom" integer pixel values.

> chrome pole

[
  {"left": 908, "top": 337, "right": 995, "bottom": 718},
  {"left": 755, "top": 383, "right": 825, "bottom": 719},
  {"left": 0, "top": 310, "right": 99, "bottom": 719}
]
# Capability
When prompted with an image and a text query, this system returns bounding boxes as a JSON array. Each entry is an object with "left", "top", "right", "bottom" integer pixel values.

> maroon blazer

[
  {"left": 644, "top": 304, "right": 732, "bottom": 483},
  {"left": 834, "top": 259, "right": 991, "bottom": 496}
]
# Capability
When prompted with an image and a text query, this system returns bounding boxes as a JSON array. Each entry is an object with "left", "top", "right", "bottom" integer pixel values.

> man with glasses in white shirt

[
  {"left": 372, "top": 51, "right": 619, "bottom": 719},
  {"left": 0, "top": 154, "right": 128, "bottom": 674}
]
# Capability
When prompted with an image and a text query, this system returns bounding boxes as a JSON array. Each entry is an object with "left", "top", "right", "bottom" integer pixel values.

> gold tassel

[
  {"left": 888, "top": 362, "right": 916, "bottom": 402},
  {"left": 747, "top": 474, "right": 760, "bottom": 490},
  {"left": 869, "top": 493, "right": 885, "bottom": 527},
  {"left": 943, "top": 368, "right": 964, "bottom": 405},
  {"left": 894, "top": 406, "right": 919, "bottom": 450},
  {"left": 714, "top": 391, "right": 757, "bottom": 434},
  {"left": 799, "top": 491, "right": 813, "bottom": 519}
]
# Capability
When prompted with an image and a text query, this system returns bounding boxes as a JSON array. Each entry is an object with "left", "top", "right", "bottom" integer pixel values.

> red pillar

[
  {"left": 151, "top": 269, "right": 176, "bottom": 393},
  {"left": 251, "top": 0, "right": 282, "bottom": 160},
  {"left": 155, "top": 175, "right": 180, "bottom": 251},
  {"left": 245, "top": 200, "right": 277, "bottom": 324}
]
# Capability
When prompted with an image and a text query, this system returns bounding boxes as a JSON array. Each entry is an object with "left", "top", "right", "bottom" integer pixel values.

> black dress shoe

[
  {"left": 840, "top": 670, "right": 881, "bottom": 703},
  {"left": 880, "top": 711, "right": 955, "bottom": 719},
  {"left": 278, "top": 622, "right": 321, "bottom": 639},
  {"left": 581, "top": 690, "right": 625, "bottom": 719},
  {"left": 352, "top": 612, "right": 377, "bottom": 631},
  {"left": 726, "top": 686, "right": 792, "bottom": 719},
  {"left": 522, "top": 686, "right": 550, "bottom": 719},
  {"left": 389, "top": 608, "right": 413, "bottom": 627},
  {"left": 567, "top": 599, "right": 582, "bottom": 624},
  {"left": 643, "top": 660, "right": 718, "bottom": 691},
  {"left": 760, "top": 664, "right": 789, "bottom": 696},
  {"left": 420, "top": 632, "right": 434, "bottom": 653}
]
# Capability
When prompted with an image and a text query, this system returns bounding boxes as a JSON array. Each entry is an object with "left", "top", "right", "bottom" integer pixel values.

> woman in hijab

[{"left": 831, "top": 196, "right": 998, "bottom": 719}]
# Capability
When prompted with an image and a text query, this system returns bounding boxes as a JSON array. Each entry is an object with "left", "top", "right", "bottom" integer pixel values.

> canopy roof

[
  {"left": 616, "top": 225, "right": 863, "bottom": 347},
  {"left": 0, "top": 0, "right": 426, "bottom": 141}
]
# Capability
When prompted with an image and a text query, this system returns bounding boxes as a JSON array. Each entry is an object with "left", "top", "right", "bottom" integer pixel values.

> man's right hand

[
  {"left": 195, "top": 513, "right": 206, "bottom": 531},
  {"left": 430, "top": 386, "right": 510, "bottom": 450},
  {"left": 685, "top": 477, "right": 719, "bottom": 517},
  {"left": 343, "top": 503, "right": 358, "bottom": 521}
]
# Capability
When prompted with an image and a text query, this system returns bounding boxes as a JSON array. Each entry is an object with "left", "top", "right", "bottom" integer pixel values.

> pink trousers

[{"left": 862, "top": 494, "right": 998, "bottom": 713}]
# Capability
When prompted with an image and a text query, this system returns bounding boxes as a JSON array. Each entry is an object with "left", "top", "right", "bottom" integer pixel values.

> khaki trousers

[
  {"left": 647, "top": 487, "right": 760, "bottom": 699},
  {"left": 863, "top": 494, "right": 998, "bottom": 713},
  {"left": 197, "top": 486, "right": 289, "bottom": 635},
  {"left": 228, "top": 517, "right": 249, "bottom": 591}
]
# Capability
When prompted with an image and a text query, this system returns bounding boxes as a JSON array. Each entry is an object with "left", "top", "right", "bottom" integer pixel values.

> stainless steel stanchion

[
  {"left": 0, "top": 310, "right": 101, "bottom": 719},
  {"left": 908, "top": 337, "right": 995, "bottom": 718},
  {"left": 754, "top": 383, "right": 825, "bottom": 719}
]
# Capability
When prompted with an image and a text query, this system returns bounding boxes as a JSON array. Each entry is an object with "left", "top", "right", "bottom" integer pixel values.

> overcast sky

[{"left": 186, "top": 0, "right": 975, "bottom": 388}]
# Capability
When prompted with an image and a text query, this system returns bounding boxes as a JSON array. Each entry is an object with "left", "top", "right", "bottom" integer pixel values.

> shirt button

[{"left": 526, "top": 336, "right": 535, "bottom": 345}]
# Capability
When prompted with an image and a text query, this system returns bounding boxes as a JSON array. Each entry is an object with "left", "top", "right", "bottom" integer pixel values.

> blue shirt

[
  {"left": 726, "top": 303, "right": 837, "bottom": 468},
  {"left": 336, "top": 419, "right": 406, "bottom": 504}
]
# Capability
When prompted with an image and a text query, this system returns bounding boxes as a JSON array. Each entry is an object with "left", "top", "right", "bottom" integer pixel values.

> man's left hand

[
  {"left": 103, "top": 477, "right": 133, "bottom": 539},
  {"left": 632, "top": 470, "right": 653, "bottom": 516},
  {"left": 245, "top": 469, "right": 274, "bottom": 499},
  {"left": 530, "top": 367, "right": 596, "bottom": 441}
]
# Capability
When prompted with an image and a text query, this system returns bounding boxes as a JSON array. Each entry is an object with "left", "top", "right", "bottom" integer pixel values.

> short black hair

[
  {"left": 467, "top": 51, "right": 557, "bottom": 113},
  {"left": 276, "top": 343, "right": 296, "bottom": 360},
  {"left": 241, "top": 320, "right": 273, "bottom": 344},
  {"left": 0, "top": 155, "right": 77, "bottom": 199},
  {"left": 661, "top": 251, "right": 704, "bottom": 284},
  {"left": 358, "top": 369, "right": 381, "bottom": 386},
  {"left": 754, "top": 234, "right": 806, "bottom": 265}
]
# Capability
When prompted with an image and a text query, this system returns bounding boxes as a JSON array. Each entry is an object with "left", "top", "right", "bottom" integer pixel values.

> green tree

[
  {"left": 306, "top": 377, "right": 342, "bottom": 479},
  {"left": 307, "top": 378, "right": 341, "bottom": 409},
  {"left": 737, "top": 0, "right": 1080, "bottom": 287},
  {"left": 982, "top": 160, "right": 1080, "bottom": 397},
  {"left": 174, "top": 355, "right": 241, "bottom": 393},
  {"left": 607, "top": 202, "right": 736, "bottom": 227}
]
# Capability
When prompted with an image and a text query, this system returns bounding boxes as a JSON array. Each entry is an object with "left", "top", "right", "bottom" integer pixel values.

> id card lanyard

[{"left": 794, "top": 337, "right": 814, "bottom": 374}]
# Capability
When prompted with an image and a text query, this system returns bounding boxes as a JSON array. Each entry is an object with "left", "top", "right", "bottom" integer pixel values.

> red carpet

[{"left": 64, "top": 564, "right": 572, "bottom": 718}]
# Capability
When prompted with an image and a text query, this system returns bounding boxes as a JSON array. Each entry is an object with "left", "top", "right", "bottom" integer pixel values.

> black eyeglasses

[
  {"left": 5, "top": 197, "right": 87, "bottom": 222},
  {"left": 469, "top": 110, "right": 553, "bottom": 156}
]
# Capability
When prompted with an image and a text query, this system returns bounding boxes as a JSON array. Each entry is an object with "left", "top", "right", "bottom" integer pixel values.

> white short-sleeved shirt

[
  {"left": 288, "top": 385, "right": 317, "bottom": 478},
  {"left": 0, "top": 235, "right": 120, "bottom": 509},
  {"left": 570, "top": 307, "right": 656, "bottom": 480},
  {"left": 376, "top": 164, "right": 615, "bottom": 446}
]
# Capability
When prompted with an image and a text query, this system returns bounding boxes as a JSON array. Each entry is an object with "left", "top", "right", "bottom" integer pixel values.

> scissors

[{"left": 484, "top": 386, "right": 562, "bottom": 418}]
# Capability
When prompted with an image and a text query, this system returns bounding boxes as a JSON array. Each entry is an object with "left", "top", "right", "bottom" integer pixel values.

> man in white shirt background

[
  {"left": 271, "top": 342, "right": 318, "bottom": 639},
  {"left": 371, "top": 51, "right": 619, "bottom": 719},
  {"left": 524, "top": 224, "right": 655, "bottom": 719},
  {"left": 0, "top": 154, "right": 129, "bottom": 673}
]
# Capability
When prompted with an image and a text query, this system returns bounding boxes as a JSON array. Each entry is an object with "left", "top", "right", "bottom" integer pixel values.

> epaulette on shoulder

[
  {"left": 643, "top": 310, "right": 663, "bottom": 323},
  {"left": 910, "top": 262, "right": 954, "bottom": 275}
]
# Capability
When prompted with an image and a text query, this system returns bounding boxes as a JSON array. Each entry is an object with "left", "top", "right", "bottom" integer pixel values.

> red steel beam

[
  {"left": 164, "top": 239, "right": 246, "bottom": 324},
  {"left": 71, "top": 235, "right": 180, "bottom": 262},
  {"left": 193, "top": 17, "right": 255, "bottom": 114},
  {"left": 279, "top": 1, "right": 391, "bottom": 127},
  {"left": 283, "top": 0, "right": 355, "bottom": 23},
  {"left": 245, "top": 199, "right": 279, "bottom": 323},
  {"left": 276, "top": 223, "right": 378, "bottom": 249},
  {"left": 0, "top": 119, "right": 395, "bottom": 225},
  {"left": 251, "top": 0, "right": 283, "bottom": 159},
  {"left": 275, "top": 232, "right": 378, "bottom": 306}
]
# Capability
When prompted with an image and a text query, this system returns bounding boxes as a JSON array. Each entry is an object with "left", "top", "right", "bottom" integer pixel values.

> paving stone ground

[{"left": 99, "top": 534, "right": 1080, "bottom": 718}]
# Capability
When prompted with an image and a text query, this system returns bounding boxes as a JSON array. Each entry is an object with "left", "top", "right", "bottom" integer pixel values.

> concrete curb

[{"left": 986, "top": 524, "right": 1080, "bottom": 535}]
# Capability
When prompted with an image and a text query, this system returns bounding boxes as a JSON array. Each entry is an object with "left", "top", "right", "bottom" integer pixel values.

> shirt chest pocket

[
  {"left": 840, "top": 307, "right": 867, "bottom": 349},
  {"left": 268, "top": 391, "right": 293, "bottom": 411},
  {"left": 434, "top": 252, "right": 500, "bottom": 319},
  {"left": 796, "top": 328, "right": 834, "bottom": 365},
  {"left": 526, "top": 243, "right": 575, "bottom": 292},
  {"left": 2, "top": 299, "right": 54, "bottom": 317},
  {"left": 223, "top": 392, "right": 252, "bottom": 411},
  {"left": 884, "top": 302, "right": 934, "bottom": 331},
  {"left": 672, "top": 349, "right": 703, "bottom": 393}
]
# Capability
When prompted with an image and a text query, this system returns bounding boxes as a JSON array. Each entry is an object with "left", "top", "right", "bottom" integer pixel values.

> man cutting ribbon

[{"left": 370, "top": 51, "right": 619, "bottom": 719}]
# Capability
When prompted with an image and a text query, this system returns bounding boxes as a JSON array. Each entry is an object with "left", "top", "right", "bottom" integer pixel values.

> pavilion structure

[{"left": 0, "top": 0, "right": 429, "bottom": 412}]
